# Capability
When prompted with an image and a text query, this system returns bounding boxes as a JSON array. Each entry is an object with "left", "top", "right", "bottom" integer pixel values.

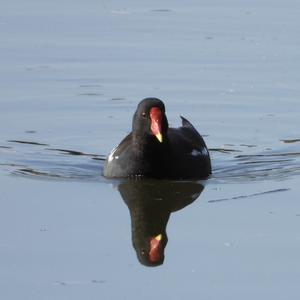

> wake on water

[{"left": 0, "top": 139, "right": 300, "bottom": 184}]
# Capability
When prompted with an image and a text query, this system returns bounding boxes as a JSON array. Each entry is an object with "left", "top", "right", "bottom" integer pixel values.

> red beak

[
  {"left": 149, "top": 234, "right": 162, "bottom": 263},
  {"left": 150, "top": 107, "right": 163, "bottom": 143}
]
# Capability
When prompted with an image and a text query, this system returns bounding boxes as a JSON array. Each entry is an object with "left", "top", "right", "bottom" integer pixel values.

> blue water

[{"left": 1, "top": 1, "right": 300, "bottom": 299}]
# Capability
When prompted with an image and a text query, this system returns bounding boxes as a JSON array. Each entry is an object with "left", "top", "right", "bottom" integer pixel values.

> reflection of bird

[
  {"left": 118, "top": 180, "right": 204, "bottom": 267},
  {"left": 104, "top": 98, "right": 211, "bottom": 179}
]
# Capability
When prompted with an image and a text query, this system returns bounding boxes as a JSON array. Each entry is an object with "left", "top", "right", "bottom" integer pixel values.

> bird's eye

[{"left": 142, "top": 112, "right": 146, "bottom": 118}]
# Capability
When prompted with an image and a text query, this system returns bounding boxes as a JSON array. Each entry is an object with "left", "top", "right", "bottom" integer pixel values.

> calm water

[{"left": 1, "top": 1, "right": 300, "bottom": 299}]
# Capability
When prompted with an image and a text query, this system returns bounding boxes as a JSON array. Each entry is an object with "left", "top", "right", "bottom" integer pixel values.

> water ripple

[{"left": 1, "top": 139, "right": 300, "bottom": 183}]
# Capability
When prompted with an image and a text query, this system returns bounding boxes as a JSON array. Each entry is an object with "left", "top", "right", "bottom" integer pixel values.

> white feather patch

[
  {"left": 191, "top": 148, "right": 208, "bottom": 157},
  {"left": 108, "top": 147, "right": 117, "bottom": 162},
  {"left": 191, "top": 149, "right": 202, "bottom": 157}
]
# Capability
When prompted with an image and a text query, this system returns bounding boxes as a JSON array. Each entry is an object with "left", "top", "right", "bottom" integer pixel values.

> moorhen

[{"left": 103, "top": 98, "right": 211, "bottom": 179}]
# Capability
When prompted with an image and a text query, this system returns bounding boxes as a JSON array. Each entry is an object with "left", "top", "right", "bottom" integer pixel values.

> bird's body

[{"left": 103, "top": 98, "right": 211, "bottom": 179}]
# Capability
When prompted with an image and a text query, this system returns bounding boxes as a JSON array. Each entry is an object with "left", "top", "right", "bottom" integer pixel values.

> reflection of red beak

[
  {"left": 150, "top": 107, "right": 163, "bottom": 143},
  {"left": 149, "top": 234, "right": 162, "bottom": 262}
]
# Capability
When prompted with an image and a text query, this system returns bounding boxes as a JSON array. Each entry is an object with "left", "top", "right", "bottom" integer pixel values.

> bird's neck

[{"left": 133, "top": 134, "right": 169, "bottom": 157}]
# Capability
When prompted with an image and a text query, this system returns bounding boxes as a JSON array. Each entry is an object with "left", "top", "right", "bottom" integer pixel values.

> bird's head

[{"left": 132, "top": 98, "right": 169, "bottom": 144}]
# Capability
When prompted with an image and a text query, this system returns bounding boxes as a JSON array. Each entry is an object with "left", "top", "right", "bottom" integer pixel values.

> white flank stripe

[
  {"left": 191, "top": 148, "right": 208, "bottom": 157},
  {"left": 191, "top": 149, "right": 202, "bottom": 157},
  {"left": 108, "top": 147, "right": 117, "bottom": 162}
]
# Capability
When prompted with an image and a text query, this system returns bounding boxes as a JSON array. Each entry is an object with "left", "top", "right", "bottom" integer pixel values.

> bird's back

[{"left": 165, "top": 117, "right": 211, "bottom": 179}]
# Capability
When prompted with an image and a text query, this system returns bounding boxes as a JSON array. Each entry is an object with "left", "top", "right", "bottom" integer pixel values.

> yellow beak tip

[
  {"left": 155, "top": 234, "right": 162, "bottom": 241},
  {"left": 155, "top": 133, "right": 163, "bottom": 143}
]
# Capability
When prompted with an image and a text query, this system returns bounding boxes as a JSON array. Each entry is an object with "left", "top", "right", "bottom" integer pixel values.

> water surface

[{"left": 1, "top": 1, "right": 300, "bottom": 299}]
